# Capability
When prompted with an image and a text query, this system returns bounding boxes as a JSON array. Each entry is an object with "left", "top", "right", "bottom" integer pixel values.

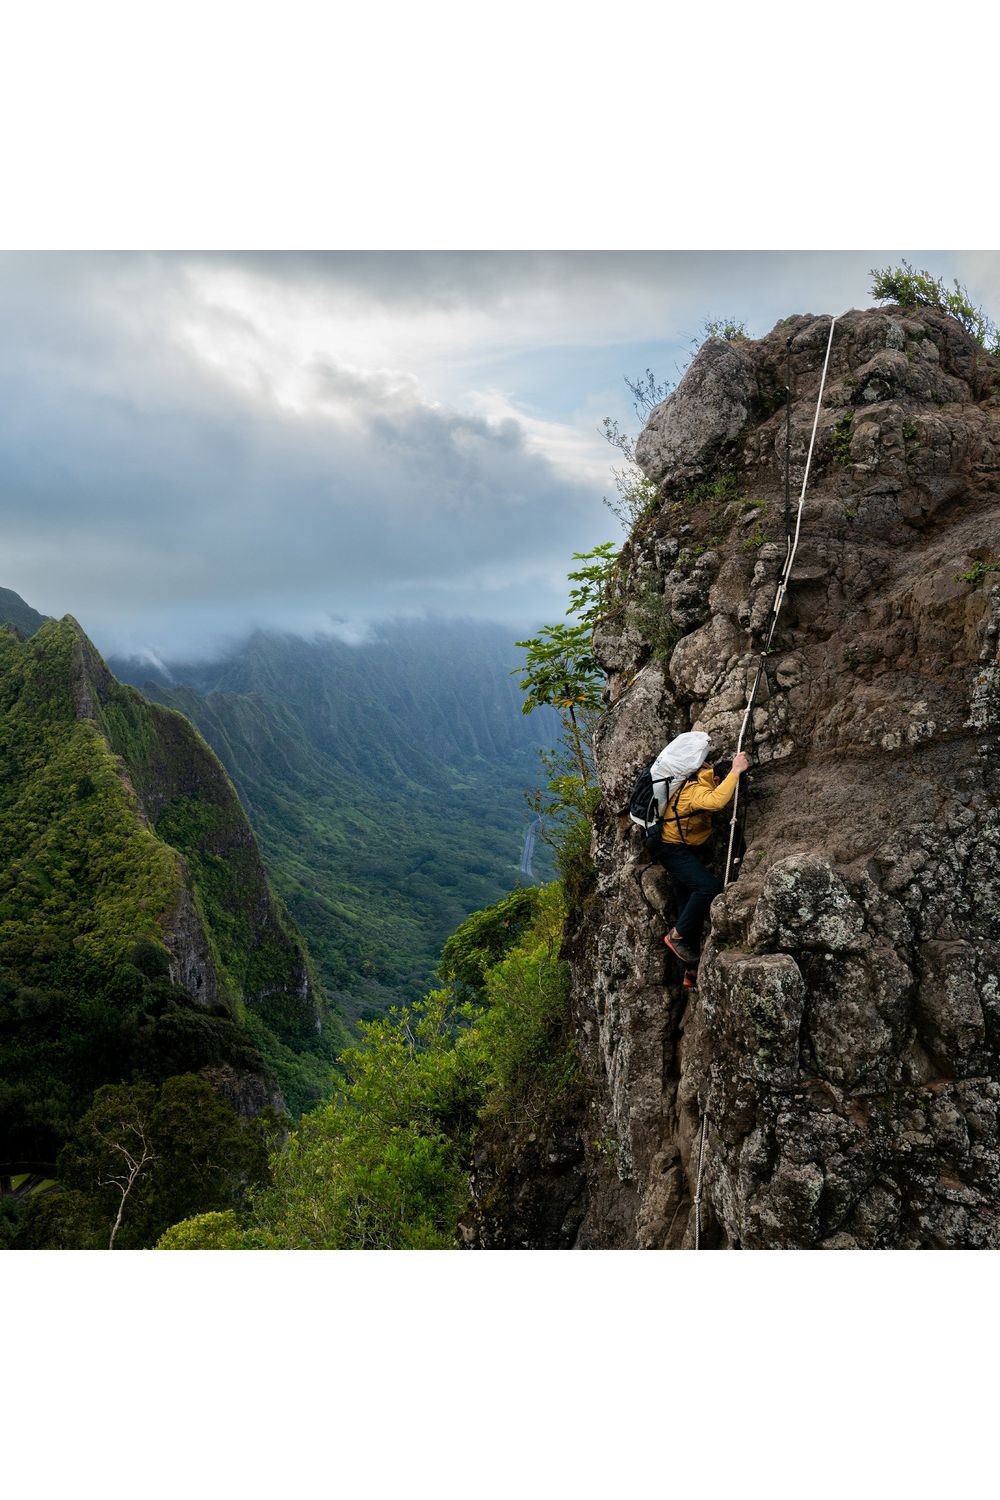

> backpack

[
  {"left": 628, "top": 766, "right": 663, "bottom": 839},
  {"left": 627, "top": 765, "right": 695, "bottom": 850}
]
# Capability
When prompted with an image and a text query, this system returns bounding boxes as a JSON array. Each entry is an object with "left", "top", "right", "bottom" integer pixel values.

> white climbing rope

[
  {"left": 722, "top": 315, "right": 838, "bottom": 890},
  {"left": 693, "top": 1109, "right": 709, "bottom": 1250},
  {"left": 694, "top": 316, "right": 837, "bottom": 1251}
]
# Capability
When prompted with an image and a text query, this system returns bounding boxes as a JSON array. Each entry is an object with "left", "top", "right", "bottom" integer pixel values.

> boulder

[{"left": 635, "top": 337, "right": 756, "bottom": 488}]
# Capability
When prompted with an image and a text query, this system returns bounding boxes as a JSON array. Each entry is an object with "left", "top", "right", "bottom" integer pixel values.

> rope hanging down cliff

[
  {"left": 720, "top": 334, "right": 795, "bottom": 881},
  {"left": 694, "top": 314, "right": 837, "bottom": 1251},
  {"left": 721, "top": 315, "right": 838, "bottom": 891}
]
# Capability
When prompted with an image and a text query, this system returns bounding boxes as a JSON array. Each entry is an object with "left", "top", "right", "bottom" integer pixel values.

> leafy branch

[
  {"left": 870, "top": 260, "right": 1000, "bottom": 353},
  {"left": 511, "top": 622, "right": 602, "bottom": 786}
]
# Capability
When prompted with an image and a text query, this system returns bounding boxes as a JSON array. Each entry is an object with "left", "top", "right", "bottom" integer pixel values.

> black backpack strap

[{"left": 665, "top": 774, "right": 697, "bottom": 845}]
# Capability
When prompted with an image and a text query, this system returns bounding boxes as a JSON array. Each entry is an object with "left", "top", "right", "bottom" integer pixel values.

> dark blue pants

[{"left": 656, "top": 842, "right": 723, "bottom": 946}]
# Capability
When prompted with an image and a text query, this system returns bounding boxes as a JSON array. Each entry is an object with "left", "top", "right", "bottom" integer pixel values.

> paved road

[
  {"left": 1, "top": 1169, "right": 57, "bottom": 1198},
  {"left": 519, "top": 816, "right": 543, "bottom": 880}
]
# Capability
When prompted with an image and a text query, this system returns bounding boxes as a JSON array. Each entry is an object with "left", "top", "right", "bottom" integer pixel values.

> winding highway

[{"left": 519, "top": 815, "right": 543, "bottom": 880}]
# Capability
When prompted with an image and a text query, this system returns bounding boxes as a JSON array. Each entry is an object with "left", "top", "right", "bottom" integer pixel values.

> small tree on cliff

[
  {"left": 870, "top": 260, "right": 1000, "bottom": 352},
  {"left": 59, "top": 1082, "right": 158, "bottom": 1249},
  {"left": 512, "top": 621, "right": 602, "bottom": 787},
  {"left": 513, "top": 535, "right": 624, "bottom": 794},
  {"left": 601, "top": 416, "right": 662, "bottom": 533},
  {"left": 513, "top": 572, "right": 611, "bottom": 898},
  {"left": 53, "top": 1074, "right": 272, "bottom": 1248}
]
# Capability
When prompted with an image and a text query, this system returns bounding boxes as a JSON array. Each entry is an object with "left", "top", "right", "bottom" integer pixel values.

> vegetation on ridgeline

[
  {"left": 158, "top": 882, "right": 575, "bottom": 1249},
  {"left": 0, "top": 613, "right": 345, "bottom": 1243}
]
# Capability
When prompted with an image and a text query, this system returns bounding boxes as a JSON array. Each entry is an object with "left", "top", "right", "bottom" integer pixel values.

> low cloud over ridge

[{"left": 1, "top": 250, "right": 991, "bottom": 657}]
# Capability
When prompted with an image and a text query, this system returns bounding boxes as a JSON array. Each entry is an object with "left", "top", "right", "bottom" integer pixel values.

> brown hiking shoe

[{"left": 664, "top": 930, "right": 698, "bottom": 966}]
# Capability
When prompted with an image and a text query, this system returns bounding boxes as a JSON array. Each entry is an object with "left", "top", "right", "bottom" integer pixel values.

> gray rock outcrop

[
  {"left": 575, "top": 305, "right": 1000, "bottom": 1249},
  {"left": 476, "top": 305, "right": 1000, "bottom": 1249},
  {"left": 634, "top": 337, "right": 757, "bottom": 486}
]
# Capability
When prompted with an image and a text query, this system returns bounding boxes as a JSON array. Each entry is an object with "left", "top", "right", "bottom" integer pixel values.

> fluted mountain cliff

[
  {"left": 472, "top": 304, "right": 1000, "bottom": 1249},
  {"left": 0, "top": 611, "right": 334, "bottom": 1166}
]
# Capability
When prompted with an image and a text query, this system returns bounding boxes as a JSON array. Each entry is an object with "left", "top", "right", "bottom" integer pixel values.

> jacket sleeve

[{"left": 682, "top": 770, "right": 739, "bottom": 812}]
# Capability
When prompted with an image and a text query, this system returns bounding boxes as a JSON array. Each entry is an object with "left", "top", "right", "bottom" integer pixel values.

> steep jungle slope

[
  {"left": 470, "top": 305, "right": 1000, "bottom": 1249},
  {"left": 113, "top": 621, "right": 557, "bottom": 1020},
  {"left": 0, "top": 615, "right": 335, "bottom": 1165}
]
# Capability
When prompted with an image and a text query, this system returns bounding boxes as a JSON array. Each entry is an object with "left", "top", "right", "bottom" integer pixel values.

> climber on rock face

[{"left": 650, "top": 730, "right": 749, "bottom": 974}]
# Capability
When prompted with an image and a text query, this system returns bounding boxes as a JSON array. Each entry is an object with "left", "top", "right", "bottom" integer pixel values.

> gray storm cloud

[
  {"left": 0, "top": 253, "right": 608, "bottom": 657},
  {"left": 0, "top": 250, "right": 990, "bottom": 659}
]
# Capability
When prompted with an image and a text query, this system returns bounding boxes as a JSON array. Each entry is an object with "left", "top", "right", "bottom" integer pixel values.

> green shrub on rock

[
  {"left": 157, "top": 1211, "right": 243, "bottom": 1249},
  {"left": 870, "top": 260, "right": 1000, "bottom": 352}
]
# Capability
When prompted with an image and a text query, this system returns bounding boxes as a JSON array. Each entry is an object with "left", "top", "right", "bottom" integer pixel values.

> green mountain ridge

[
  {"left": 0, "top": 587, "right": 48, "bottom": 639},
  {"left": 0, "top": 610, "right": 342, "bottom": 1167}
]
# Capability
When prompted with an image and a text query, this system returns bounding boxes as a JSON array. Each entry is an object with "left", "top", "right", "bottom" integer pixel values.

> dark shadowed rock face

[
  {"left": 461, "top": 1117, "right": 587, "bottom": 1250},
  {"left": 198, "top": 1062, "right": 284, "bottom": 1120},
  {"left": 572, "top": 306, "right": 1000, "bottom": 1249}
]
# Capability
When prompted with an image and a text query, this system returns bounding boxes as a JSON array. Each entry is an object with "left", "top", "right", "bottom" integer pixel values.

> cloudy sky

[{"left": 2, "top": 249, "right": 998, "bottom": 660}]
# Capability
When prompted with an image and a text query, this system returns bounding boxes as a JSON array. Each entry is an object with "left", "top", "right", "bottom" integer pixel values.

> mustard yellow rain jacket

[{"left": 660, "top": 766, "right": 739, "bottom": 846}]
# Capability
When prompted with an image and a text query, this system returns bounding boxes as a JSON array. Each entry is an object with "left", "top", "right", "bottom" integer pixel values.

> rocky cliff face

[
  {"left": 492, "top": 305, "right": 1000, "bottom": 1249},
  {"left": 574, "top": 305, "right": 1000, "bottom": 1249}
]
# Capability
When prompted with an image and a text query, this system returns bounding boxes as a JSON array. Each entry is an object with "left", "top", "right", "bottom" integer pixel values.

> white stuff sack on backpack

[{"left": 649, "top": 731, "right": 710, "bottom": 813}]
